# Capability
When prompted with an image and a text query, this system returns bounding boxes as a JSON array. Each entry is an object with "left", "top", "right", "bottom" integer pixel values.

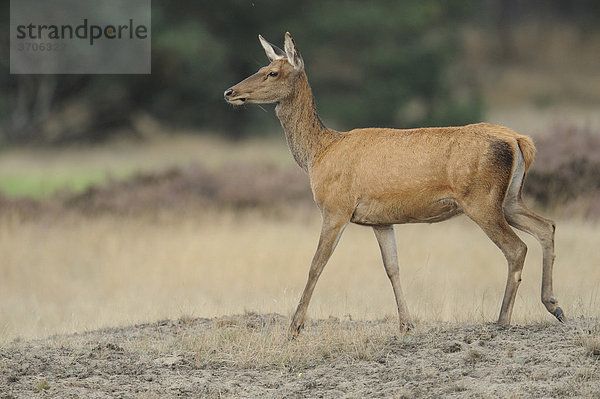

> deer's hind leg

[
  {"left": 504, "top": 197, "right": 563, "bottom": 322},
  {"left": 461, "top": 140, "right": 528, "bottom": 326},
  {"left": 373, "top": 225, "right": 412, "bottom": 330},
  {"left": 502, "top": 142, "right": 563, "bottom": 322},
  {"left": 466, "top": 203, "right": 528, "bottom": 326}
]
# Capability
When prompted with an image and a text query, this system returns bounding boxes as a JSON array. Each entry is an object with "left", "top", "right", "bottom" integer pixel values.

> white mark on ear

[
  {"left": 284, "top": 32, "right": 304, "bottom": 71},
  {"left": 259, "top": 34, "right": 286, "bottom": 62}
]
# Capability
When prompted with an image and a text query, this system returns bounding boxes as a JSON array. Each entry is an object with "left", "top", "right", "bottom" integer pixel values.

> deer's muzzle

[{"left": 224, "top": 88, "right": 247, "bottom": 105}]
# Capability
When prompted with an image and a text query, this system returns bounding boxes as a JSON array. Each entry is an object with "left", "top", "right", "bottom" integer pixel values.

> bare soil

[{"left": 1, "top": 314, "right": 599, "bottom": 398}]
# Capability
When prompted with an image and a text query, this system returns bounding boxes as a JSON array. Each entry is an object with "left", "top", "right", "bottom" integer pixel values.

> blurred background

[
  {"left": 1, "top": 0, "right": 600, "bottom": 140},
  {"left": 0, "top": 0, "right": 599, "bottom": 212},
  {"left": 0, "top": 0, "right": 599, "bottom": 341}
]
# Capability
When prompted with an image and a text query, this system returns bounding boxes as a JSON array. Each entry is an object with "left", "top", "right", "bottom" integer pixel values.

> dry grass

[
  {"left": 1, "top": 133, "right": 599, "bottom": 354},
  {"left": 33, "top": 312, "right": 407, "bottom": 371},
  {"left": 169, "top": 313, "right": 402, "bottom": 370},
  {"left": 1, "top": 209, "right": 598, "bottom": 345},
  {"left": 574, "top": 322, "right": 600, "bottom": 358}
]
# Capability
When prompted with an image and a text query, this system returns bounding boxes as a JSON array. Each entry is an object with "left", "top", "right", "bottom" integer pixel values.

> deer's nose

[{"left": 224, "top": 88, "right": 234, "bottom": 97}]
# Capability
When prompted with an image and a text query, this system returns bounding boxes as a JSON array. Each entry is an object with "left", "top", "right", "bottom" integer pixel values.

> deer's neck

[{"left": 275, "top": 72, "right": 340, "bottom": 173}]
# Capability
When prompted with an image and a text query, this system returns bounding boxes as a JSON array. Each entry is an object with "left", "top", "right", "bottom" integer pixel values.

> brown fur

[{"left": 224, "top": 33, "right": 563, "bottom": 336}]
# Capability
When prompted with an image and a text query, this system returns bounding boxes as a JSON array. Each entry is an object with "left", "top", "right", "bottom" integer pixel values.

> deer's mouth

[
  {"left": 229, "top": 97, "right": 246, "bottom": 105},
  {"left": 224, "top": 87, "right": 251, "bottom": 105},
  {"left": 225, "top": 94, "right": 248, "bottom": 106}
]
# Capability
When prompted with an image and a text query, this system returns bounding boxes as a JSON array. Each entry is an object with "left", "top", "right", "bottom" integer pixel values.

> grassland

[
  {"left": 1, "top": 134, "right": 599, "bottom": 397},
  {"left": 1, "top": 208, "right": 599, "bottom": 345},
  {"left": 1, "top": 132, "right": 599, "bottom": 342},
  {"left": 0, "top": 133, "right": 292, "bottom": 198}
]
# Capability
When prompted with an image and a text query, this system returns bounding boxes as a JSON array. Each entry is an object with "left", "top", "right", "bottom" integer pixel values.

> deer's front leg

[{"left": 289, "top": 216, "right": 348, "bottom": 337}]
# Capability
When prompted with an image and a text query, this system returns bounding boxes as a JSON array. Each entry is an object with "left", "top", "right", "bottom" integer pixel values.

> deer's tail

[{"left": 516, "top": 135, "right": 536, "bottom": 173}]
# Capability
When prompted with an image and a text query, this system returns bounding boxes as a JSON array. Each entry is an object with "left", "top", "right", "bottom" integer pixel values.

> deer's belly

[{"left": 350, "top": 197, "right": 462, "bottom": 225}]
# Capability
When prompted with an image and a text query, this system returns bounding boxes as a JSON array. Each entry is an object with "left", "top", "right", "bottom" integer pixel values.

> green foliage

[
  {"left": 150, "top": 0, "right": 481, "bottom": 134},
  {"left": 0, "top": 0, "right": 482, "bottom": 141},
  {"left": 0, "top": 170, "right": 132, "bottom": 199}
]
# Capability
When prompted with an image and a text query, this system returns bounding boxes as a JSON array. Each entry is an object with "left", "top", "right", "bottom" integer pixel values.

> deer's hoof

[
  {"left": 288, "top": 322, "right": 304, "bottom": 340},
  {"left": 552, "top": 307, "right": 565, "bottom": 323}
]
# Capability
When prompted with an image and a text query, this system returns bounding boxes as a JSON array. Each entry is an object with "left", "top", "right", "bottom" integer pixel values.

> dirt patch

[{"left": 1, "top": 314, "right": 599, "bottom": 398}]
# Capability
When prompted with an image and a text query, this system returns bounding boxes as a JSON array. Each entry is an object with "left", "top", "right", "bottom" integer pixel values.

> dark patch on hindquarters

[
  {"left": 477, "top": 140, "right": 515, "bottom": 205},
  {"left": 489, "top": 140, "right": 514, "bottom": 173}
]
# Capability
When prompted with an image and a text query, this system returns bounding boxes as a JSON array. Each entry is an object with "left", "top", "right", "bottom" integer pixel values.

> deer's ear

[
  {"left": 284, "top": 32, "right": 304, "bottom": 71},
  {"left": 259, "top": 34, "right": 286, "bottom": 62}
]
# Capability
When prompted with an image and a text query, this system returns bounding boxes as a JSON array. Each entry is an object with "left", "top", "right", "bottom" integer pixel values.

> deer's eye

[{"left": 268, "top": 71, "right": 278, "bottom": 78}]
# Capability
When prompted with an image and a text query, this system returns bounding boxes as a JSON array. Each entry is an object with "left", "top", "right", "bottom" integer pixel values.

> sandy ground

[{"left": 1, "top": 314, "right": 599, "bottom": 399}]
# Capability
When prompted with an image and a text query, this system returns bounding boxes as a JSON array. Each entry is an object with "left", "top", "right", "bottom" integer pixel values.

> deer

[{"left": 224, "top": 32, "right": 564, "bottom": 337}]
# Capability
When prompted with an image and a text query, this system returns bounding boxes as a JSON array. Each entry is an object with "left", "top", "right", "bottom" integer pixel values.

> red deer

[{"left": 224, "top": 32, "right": 563, "bottom": 336}]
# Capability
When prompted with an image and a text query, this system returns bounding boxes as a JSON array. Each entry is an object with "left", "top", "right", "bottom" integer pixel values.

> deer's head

[{"left": 224, "top": 32, "right": 304, "bottom": 106}]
